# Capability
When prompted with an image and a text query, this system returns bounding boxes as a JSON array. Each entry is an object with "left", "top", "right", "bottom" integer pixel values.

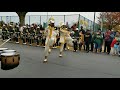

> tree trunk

[
  {"left": 19, "top": 14, "right": 26, "bottom": 26},
  {"left": 16, "top": 12, "right": 27, "bottom": 26}
]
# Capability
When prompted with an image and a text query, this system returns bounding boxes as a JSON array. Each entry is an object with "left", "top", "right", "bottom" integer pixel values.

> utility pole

[
  {"left": 93, "top": 12, "right": 96, "bottom": 32},
  {"left": 101, "top": 15, "right": 103, "bottom": 31}
]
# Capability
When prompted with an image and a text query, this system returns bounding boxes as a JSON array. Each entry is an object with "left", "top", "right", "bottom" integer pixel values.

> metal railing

[{"left": 0, "top": 14, "right": 101, "bottom": 31}]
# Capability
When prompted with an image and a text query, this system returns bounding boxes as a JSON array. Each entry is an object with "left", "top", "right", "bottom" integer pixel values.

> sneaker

[
  {"left": 59, "top": 54, "right": 63, "bottom": 57},
  {"left": 43, "top": 59, "right": 48, "bottom": 63},
  {"left": 67, "top": 47, "right": 70, "bottom": 50},
  {"left": 37, "top": 45, "right": 40, "bottom": 47},
  {"left": 73, "top": 50, "right": 76, "bottom": 52},
  {"left": 54, "top": 47, "right": 57, "bottom": 49},
  {"left": 65, "top": 48, "right": 67, "bottom": 51},
  {"left": 48, "top": 49, "right": 51, "bottom": 54},
  {"left": 43, "top": 46, "right": 45, "bottom": 48},
  {"left": 16, "top": 42, "right": 19, "bottom": 44},
  {"left": 86, "top": 51, "right": 89, "bottom": 53},
  {"left": 29, "top": 44, "right": 32, "bottom": 46},
  {"left": 23, "top": 43, "right": 27, "bottom": 45}
]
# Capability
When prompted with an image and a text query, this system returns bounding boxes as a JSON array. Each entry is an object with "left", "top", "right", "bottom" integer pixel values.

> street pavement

[{"left": 0, "top": 40, "right": 120, "bottom": 78}]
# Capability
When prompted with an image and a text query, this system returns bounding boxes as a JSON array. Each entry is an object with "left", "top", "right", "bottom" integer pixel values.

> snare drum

[{"left": 1, "top": 53, "right": 20, "bottom": 70}]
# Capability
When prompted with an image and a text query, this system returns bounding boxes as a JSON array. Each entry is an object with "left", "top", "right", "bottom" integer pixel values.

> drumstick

[{"left": 0, "top": 38, "right": 11, "bottom": 47}]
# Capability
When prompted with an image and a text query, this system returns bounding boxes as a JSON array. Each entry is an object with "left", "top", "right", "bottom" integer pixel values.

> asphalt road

[{"left": 0, "top": 41, "right": 120, "bottom": 78}]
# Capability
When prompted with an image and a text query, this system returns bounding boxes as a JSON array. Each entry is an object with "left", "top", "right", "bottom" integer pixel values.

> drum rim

[
  {"left": 3, "top": 50, "right": 16, "bottom": 52},
  {"left": 1, "top": 54, "right": 20, "bottom": 57},
  {"left": 1, "top": 53, "right": 17, "bottom": 56},
  {"left": 0, "top": 48, "right": 8, "bottom": 50}
]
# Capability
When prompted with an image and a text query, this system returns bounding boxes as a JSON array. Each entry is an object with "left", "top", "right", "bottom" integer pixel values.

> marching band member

[
  {"left": 35, "top": 26, "right": 41, "bottom": 46},
  {"left": 59, "top": 22, "right": 73, "bottom": 57},
  {"left": 15, "top": 25, "right": 20, "bottom": 44},
  {"left": 22, "top": 26, "right": 27, "bottom": 45},
  {"left": 72, "top": 28, "right": 80, "bottom": 52},
  {"left": 26, "top": 26, "right": 30, "bottom": 43},
  {"left": 42, "top": 29, "right": 46, "bottom": 47},
  {"left": 8, "top": 25, "right": 14, "bottom": 41},
  {"left": 2, "top": 25, "right": 7, "bottom": 41},
  {"left": 43, "top": 17, "right": 57, "bottom": 63},
  {"left": 29, "top": 25, "right": 35, "bottom": 46}
]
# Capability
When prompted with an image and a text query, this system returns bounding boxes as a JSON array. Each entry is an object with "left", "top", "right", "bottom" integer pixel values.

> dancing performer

[
  {"left": 43, "top": 17, "right": 58, "bottom": 63},
  {"left": 59, "top": 22, "right": 73, "bottom": 57}
]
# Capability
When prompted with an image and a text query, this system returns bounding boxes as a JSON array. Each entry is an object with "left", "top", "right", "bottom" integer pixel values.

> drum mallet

[{"left": 0, "top": 38, "right": 11, "bottom": 47}]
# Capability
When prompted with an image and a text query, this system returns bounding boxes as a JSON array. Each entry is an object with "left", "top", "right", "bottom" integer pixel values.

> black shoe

[{"left": 86, "top": 51, "right": 89, "bottom": 53}]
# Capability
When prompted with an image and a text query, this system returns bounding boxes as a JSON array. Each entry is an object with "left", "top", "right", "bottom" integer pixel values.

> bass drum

[
  {"left": 1, "top": 53, "right": 20, "bottom": 70},
  {"left": 3, "top": 50, "right": 16, "bottom": 53},
  {"left": 0, "top": 48, "right": 8, "bottom": 61}
]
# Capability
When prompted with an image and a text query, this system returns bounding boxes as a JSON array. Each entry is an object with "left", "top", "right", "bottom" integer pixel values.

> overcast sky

[{"left": 0, "top": 12, "right": 100, "bottom": 23}]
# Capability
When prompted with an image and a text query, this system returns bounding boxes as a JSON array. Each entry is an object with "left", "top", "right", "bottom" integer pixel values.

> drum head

[
  {"left": 0, "top": 48, "right": 8, "bottom": 51},
  {"left": 3, "top": 50, "right": 16, "bottom": 53},
  {"left": 1, "top": 53, "right": 15, "bottom": 56}
]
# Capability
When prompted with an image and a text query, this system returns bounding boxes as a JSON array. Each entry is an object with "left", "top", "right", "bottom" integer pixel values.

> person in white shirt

[
  {"left": 59, "top": 22, "right": 73, "bottom": 57},
  {"left": 43, "top": 17, "right": 58, "bottom": 63}
]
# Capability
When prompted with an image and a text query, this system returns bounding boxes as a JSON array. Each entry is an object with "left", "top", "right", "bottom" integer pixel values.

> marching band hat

[
  {"left": 37, "top": 26, "right": 40, "bottom": 28},
  {"left": 48, "top": 16, "right": 55, "bottom": 24}
]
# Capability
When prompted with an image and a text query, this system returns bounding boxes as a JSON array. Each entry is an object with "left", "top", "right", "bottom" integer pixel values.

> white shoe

[
  {"left": 49, "top": 49, "right": 51, "bottom": 53},
  {"left": 23, "top": 43, "right": 26, "bottom": 45},
  {"left": 67, "top": 47, "right": 69, "bottom": 50},
  {"left": 54, "top": 47, "right": 57, "bottom": 49},
  {"left": 29, "top": 44, "right": 32, "bottom": 46},
  {"left": 37, "top": 45, "right": 40, "bottom": 47},
  {"left": 65, "top": 48, "right": 67, "bottom": 51},
  {"left": 59, "top": 54, "right": 63, "bottom": 57},
  {"left": 43, "top": 59, "right": 48, "bottom": 63},
  {"left": 16, "top": 42, "right": 19, "bottom": 44}
]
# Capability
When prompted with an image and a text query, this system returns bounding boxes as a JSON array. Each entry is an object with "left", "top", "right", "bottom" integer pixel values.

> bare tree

[
  {"left": 98, "top": 12, "right": 120, "bottom": 30},
  {"left": 16, "top": 12, "right": 27, "bottom": 26}
]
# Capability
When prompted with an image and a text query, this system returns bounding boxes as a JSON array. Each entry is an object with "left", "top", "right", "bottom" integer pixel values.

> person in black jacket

[
  {"left": 2, "top": 25, "right": 7, "bottom": 41},
  {"left": 79, "top": 26, "right": 86, "bottom": 50},
  {"left": 73, "top": 28, "right": 79, "bottom": 52},
  {"left": 79, "top": 26, "right": 85, "bottom": 34},
  {"left": 84, "top": 30, "right": 92, "bottom": 53}
]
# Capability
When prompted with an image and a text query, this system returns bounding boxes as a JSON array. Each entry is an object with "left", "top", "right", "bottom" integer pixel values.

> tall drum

[
  {"left": 3, "top": 50, "right": 16, "bottom": 53},
  {"left": 0, "top": 48, "right": 8, "bottom": 61},
  {"left": 1, "top": 53, "right": 20, "bottom": 70}
]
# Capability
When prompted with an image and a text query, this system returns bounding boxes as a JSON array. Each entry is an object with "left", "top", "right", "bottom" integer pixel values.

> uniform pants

[
  {"left": 36, "top": 38, "right": 39, "bottom": 45},
  {"left": 85, "top": 42, "right": 90, "bottom": 52},
  {"left": 73, "top": 41, "right": 78, "bottom": 51},
  {"left": 104, "top": 41, "right": 111, "bottom": 54},
  {"left": 44, "top": 37, "right": 56, "bottom": 57}
]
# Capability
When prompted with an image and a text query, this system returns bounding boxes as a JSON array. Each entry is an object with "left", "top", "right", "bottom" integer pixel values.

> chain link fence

[{"left": 0, "top": 14, "right": 101, "bottom": 31}]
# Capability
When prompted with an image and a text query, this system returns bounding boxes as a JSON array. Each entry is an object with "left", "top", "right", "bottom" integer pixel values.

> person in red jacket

[{"left": 110, "top": 38, "right": 117, "bottom": 55}]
